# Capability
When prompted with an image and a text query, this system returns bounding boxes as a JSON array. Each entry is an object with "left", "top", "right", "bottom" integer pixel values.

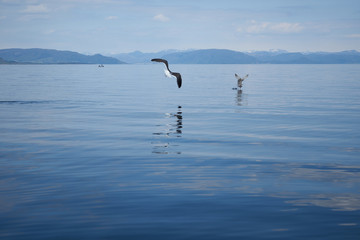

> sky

[{"left": 0, "top": 0, "right": 359, "bottom": 54}]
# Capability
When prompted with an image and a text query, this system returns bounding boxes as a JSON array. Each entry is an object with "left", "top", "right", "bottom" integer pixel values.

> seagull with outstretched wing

[
  {"left": 151, "top": 58, "right": 182, "bottom": 88},
  {"left": 235, "top": 73, "right": 249, "bottom": 88}
]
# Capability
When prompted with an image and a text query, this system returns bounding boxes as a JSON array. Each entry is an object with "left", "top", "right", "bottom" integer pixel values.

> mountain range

[
  {"left": 114, "top": 49, "right": 360, "bottom": 64},
  {"left": 1, "top": 48, "right": 360, "bottom": 64},
  {"left": 0, "top": 48, "right": 124, "bottom": 64}
]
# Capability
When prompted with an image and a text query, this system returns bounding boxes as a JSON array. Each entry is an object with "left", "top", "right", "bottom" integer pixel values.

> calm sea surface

[{"left": 0, "top": 64, "right": 359, "bottom": 239}]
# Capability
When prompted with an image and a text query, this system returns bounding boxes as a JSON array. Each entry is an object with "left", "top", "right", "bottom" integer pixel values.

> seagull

[
  {"left": 235, "top": 73, "right": 249, "bottom": 89},
  {"left": 151, "top": 58, "right": 182, "bottom": 88}
]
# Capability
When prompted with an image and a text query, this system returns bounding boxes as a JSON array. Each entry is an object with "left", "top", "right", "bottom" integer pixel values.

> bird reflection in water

[
  {"left": 152, "top": 106, "right": 183, "bottom": 154},
  {"left": 235, "top": 89, "right": 243, "bottom": 106}
]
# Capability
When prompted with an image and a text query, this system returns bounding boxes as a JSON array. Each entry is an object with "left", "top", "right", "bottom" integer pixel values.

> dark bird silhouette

[
  {"left": 235, "top": 73, "right": 249, "bottom": 88},
  {"left": 151, "top": 58, "right": 182, "bottom": 88}
]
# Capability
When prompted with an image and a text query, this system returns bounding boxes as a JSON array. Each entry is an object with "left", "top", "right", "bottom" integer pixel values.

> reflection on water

[
  {"left": 152, "top": 106, "right": 183, "bottom": 154},
  {"left": 0, "top": 100, "right": 50, "bottom": 104},
  {"left": 234, "top": 89, "right": 248, "bottom": 106},
  {"left": 235, "top": 89, "right": 243, "bottom": 106},
  {"left": 263, "top": 163, "right": 360, "bottom": 211}
]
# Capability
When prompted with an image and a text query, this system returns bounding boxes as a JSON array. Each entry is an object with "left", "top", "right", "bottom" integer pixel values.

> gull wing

[
  {"left": 151, "top": 58, "right": 170, "bottom": 71},
  {"left": 172, "top": 72, "right": 182, "bottom": 88},
  {"left": 235, "top": 73, "right": 249, "bottom": 80}
]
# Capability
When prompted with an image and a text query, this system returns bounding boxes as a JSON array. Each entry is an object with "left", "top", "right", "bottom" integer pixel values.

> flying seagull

[
  {"left": 151, "top": 58, "right": 182, "bottom": 88},
  {"left": 235, "top": 73, "right": 249, "bottom": 89}
]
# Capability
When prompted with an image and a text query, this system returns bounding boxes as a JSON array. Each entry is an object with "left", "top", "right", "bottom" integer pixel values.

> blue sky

[{"left": 0, "top": 0, "right": 359, "bottom": 54}]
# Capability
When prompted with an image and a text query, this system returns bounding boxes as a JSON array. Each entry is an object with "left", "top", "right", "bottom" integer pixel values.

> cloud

[
  {"left": 44, "top": 29, "right": 55, "bottom": 35},
  {"left": 22, "top": 4, "right": 49, "bottom": 13},
  {"left": 346, "top": 34, "right": 360, "bottom": 38},
  {"left": 238, "top": 20, "right": 304, "bottom": 34},
  {"left": 106, "top": 16, "right": 118, "bottom": 20},
  {"left": 153, "top": 14, "right": 169, "bottom": 22},
  {"left": 270, "top": 22, "right": 303, "bottom": 33}
]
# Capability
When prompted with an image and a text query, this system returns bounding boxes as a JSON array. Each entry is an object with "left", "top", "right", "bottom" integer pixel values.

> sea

[{"left": 0, "top": 64, "right": 359, "bottom": 239}]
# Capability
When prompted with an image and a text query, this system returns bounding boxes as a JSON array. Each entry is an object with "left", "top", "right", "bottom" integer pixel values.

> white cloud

[
  {"left": 238, "top": 20, "right": 304, "bottom": 34},
  {"left": 22, "top": 4, "right": 49, "bottom": 13},
  {"left": 346, "top": 34, "right": 360, "bottom": 38},
  {"left": 153, "top": 14, "right": 169, "bottom": 22},
  {"left": 270, "top": 22, "right": 303, "bottom": 33},
  {"left": 44, "top": 29, "right": 55, "bottom": 35},
  {"left": 106, "top": 16, "right": 118, "bottom": 20}
]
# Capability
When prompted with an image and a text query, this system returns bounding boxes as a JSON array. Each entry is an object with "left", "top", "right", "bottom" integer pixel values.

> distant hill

[
  {"left": 303, "top": 51, "right": 360, "bottom": 64},
  {"left": 162, "top": 49, "right": 258, "bottom": 64},
  {"left": 0, "top": 57, "right": 18, "bottom": 64},
  {"left": 247, "top": 51, "right": 310, "bottom": 63},
  {"left": 113, "top": 49, "right": 360, "bottom": 64},
  {"left": 0, "top": 48, "right": 125, "bottom": 64},
  {"left": 247, "top": 50, "right": 360, "bottom": 64},
  {"left": 111, "top": 49, "right": 184, "bottom": 64}
]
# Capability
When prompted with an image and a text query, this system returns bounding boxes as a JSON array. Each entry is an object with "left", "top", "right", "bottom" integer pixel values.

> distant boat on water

[{"left": 98, "top": 64, "right": 104, "bottom": 67}]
